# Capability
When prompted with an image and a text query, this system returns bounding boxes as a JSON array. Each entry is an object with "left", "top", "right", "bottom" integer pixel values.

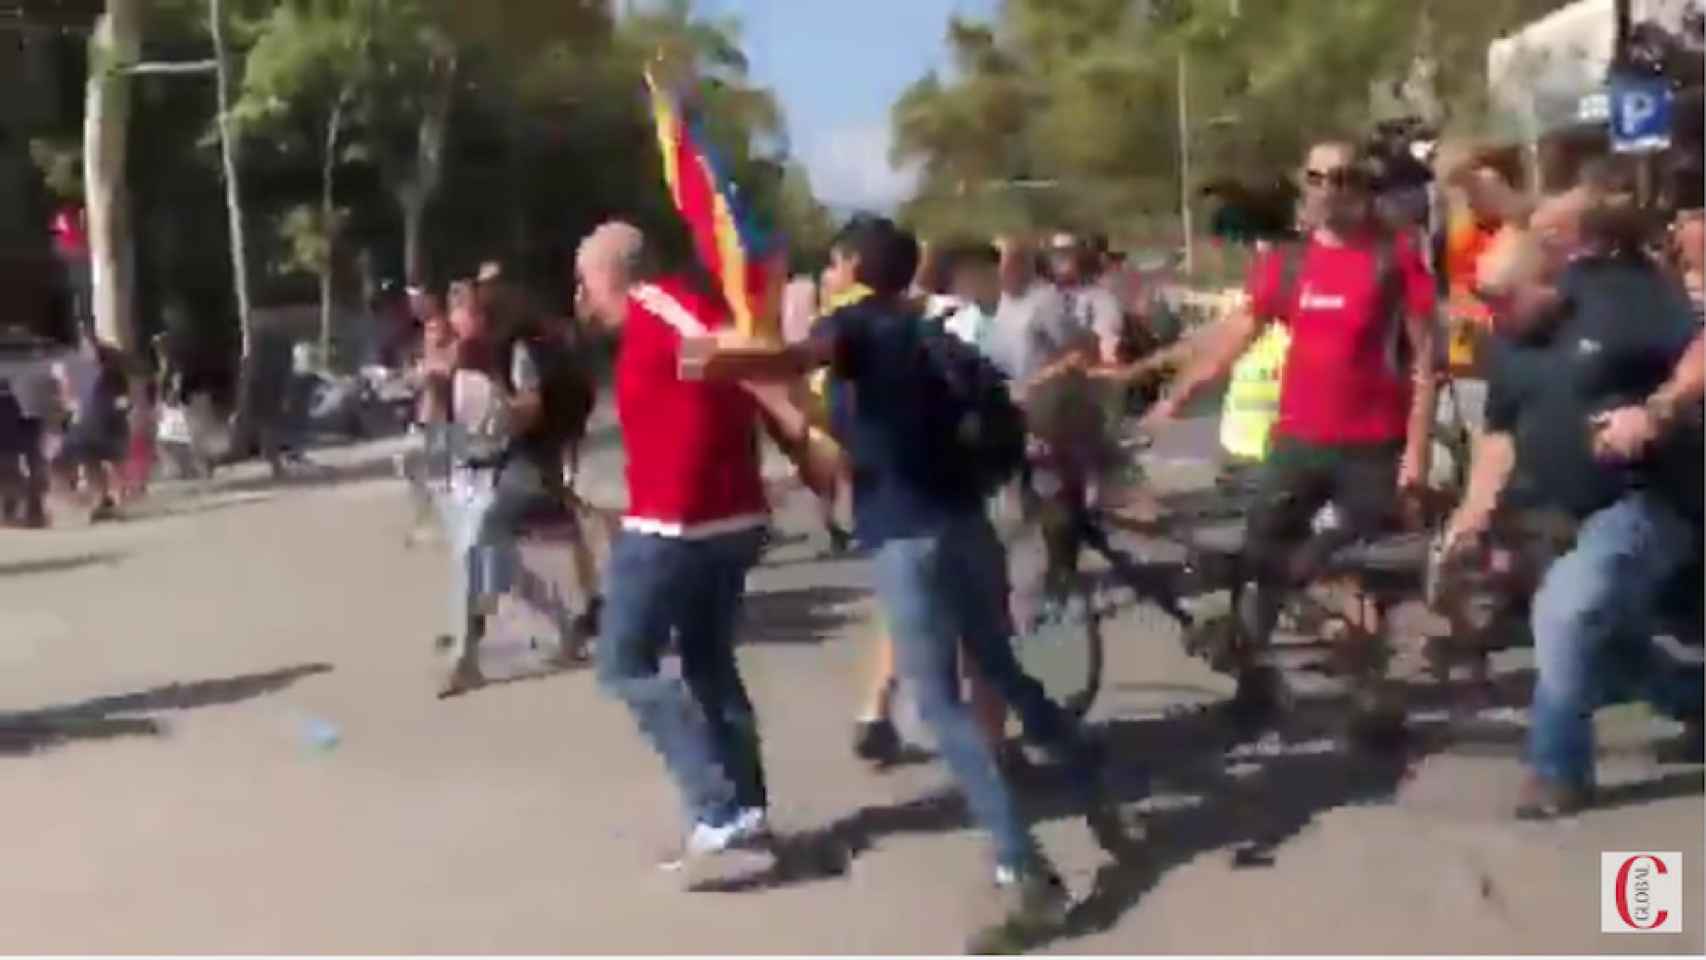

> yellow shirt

[{"left": 808, "top": 284, "right": 873, "bottom": 405}]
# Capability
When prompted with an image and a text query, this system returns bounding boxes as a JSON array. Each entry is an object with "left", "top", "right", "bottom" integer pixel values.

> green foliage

[
  {"left": 70, "top": 0, "right": 827, "bottom": 379},
  {"left": 28, "top": 137, "right": 84, "bottom": 202},
  {"left": 893, "top": 0, "right": 1575, "bottom": 242},
  {"left": 275, "top": 202, "right": 345, "bottom": 275}
]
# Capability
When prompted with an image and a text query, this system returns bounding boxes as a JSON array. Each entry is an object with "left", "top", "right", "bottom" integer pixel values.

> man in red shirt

[
  {"left": 574, "top": 221, "right": 774, "bottom": 876},
  {"left": 1146, "top": 139, "right": 1438, "bottom": 713}
]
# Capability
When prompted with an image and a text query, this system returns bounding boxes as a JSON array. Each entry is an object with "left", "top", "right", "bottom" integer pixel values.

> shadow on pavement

[
  {"left": 704, "top": 662, "right": 1697, "bottom": 951},
  {"left": 0, "top": 551, "right": 125, "bottom": 578},
  {"left": 741, "top": 585, "right": 868, "bottom": 646},
  {"left": 209, "top": 453, "right": 402, "bottom": 498},
  {"left": 0, "top": 662, "right": 333, "bottom": 756}
]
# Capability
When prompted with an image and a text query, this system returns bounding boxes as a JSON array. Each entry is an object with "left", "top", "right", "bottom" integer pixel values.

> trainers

[
  {"left": 1513, "top": 772, "right": 1592, "bottom": 821},
  {"left": 996, "top": 865, "right": 1069, "bottom": 923},
  {"left": 658, "top": 811, "right": 776, "bottom": 886},
  {"left": 853, "top": 718, "right": 902, "bottom": 765},
  {"left": 1227, "top": 665, "right": 1289, "bottom": 722},
  {"left": 1655, "top": 716, "right": 1704, "bottom": 765},
  {"left": 573, "top": 595, "right": 603, "bottom": 640},
  {"left": 436, "top": 649, "right": 485, "bottom": 699}
]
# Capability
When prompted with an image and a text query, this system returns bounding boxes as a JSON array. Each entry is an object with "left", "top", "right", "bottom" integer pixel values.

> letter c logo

[{"left": 1615, "top": 854, "right": 1670, "bottom": 930}]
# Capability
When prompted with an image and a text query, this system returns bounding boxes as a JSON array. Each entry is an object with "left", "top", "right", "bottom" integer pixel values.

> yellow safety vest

[{"left": 1219, "top": 323, "right": 1290, "bottom": 461}]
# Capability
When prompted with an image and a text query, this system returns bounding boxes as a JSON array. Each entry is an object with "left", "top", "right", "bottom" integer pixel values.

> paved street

[{"left": 0, "top": 411, "right": 1701, "bottom": 954}]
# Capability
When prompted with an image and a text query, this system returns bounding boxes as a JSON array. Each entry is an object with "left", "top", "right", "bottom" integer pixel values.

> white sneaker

[
  {"left": 659, "top": 811, "right": 772, "bottom": 874},
  {"left": 734, "top": 806, "right": 770, "bottom": 838}
]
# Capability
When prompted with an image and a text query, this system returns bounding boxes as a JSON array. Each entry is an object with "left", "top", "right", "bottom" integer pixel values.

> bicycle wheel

[{"left": 1002, "top": 501, "right": 1105, "bottom": 720}]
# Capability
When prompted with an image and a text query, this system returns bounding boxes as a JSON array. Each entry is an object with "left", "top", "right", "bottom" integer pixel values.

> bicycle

[
  {"left": 998, "top": 429, "right": 1195, "bottom": 721},
  {"left": 999, "top": 367, "right": 1484, "bottom": 729}
]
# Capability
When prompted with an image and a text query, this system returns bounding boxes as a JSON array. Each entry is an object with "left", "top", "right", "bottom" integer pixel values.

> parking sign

[{"left": 1609, "top": 75, "right": 1674, "bottom": 154}]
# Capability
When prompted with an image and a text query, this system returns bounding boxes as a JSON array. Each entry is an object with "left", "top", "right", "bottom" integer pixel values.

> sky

[{"left": 689, "top": 0, "right": 1003, "bottom": 213}]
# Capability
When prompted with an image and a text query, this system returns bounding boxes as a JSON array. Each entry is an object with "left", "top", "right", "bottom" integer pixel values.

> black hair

[
  {"left": 831, "top": 214, "right": 919, "bottom": 297},
  {"left": 940, "top": 241, "right": 1000, "bottom": 279}
]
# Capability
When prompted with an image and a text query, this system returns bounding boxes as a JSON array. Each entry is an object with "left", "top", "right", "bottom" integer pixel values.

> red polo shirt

[
  {"left": 1247, "top": 230, "right": 1434, "bottom": 446},
  {"left": 615, "top": 277, "right": 768, "bottom": 538}
]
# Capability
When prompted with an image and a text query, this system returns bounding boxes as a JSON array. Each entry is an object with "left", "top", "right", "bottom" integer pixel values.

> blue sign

[{"left": 1608, "top": 76, "right": 1674, "bottom": 154}]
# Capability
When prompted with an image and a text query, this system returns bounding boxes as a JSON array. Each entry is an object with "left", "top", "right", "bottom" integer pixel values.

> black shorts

[
  {"left": 59, "top": 419, "right": 125, "bottom": 466},
  {"left": 1242, "top": 434, "right": 1401, "bottom": 585}
]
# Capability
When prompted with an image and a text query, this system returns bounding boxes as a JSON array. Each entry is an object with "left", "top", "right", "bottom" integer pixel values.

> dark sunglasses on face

[{"left": 1304, "top": 167, "right": 1368, "bottom": 190}]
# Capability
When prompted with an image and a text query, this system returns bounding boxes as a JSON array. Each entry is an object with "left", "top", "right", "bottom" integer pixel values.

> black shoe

[
  {"left": 967, "top": 865, "right": 1071, "bottom": 953},
  {"left": 853, "top": 718, "right": 901, "bottom": 765},
  {"left": 1514, "top": 773, "right": 1592, "bottom": 821},
  {"left": 1227, "top": 665, "right": 1289, "bottom": 723},
  {"left": 88, "top": 497, "right": 119, "bottom": 523},
  {"left": 825, "top": 524, "right": 852, "bottom": 557},
  {"left": 1656, "top": 717, "right": 1705, "bottom": 765},
  {"left": 574, "top": 595, "right": 603, "bottom": 640}
]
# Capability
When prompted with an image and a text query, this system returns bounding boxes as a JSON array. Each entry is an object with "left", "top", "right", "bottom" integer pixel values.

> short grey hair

[{"left": 577, "top": 221, "right": 646, "bottom": 279}]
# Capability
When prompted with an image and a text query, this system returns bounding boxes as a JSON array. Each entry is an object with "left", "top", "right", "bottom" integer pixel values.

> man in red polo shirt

[
  {"left": 1146, "top": 139, "right": 1438, "bottom": 713},
  {"left": 574, "top": 221, "right": 774, "bottom": 877}
]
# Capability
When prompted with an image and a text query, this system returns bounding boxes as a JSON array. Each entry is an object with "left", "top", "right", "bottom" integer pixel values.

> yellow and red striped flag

[{"left": 644, "top": 65, "right": 782, "bottom": 341}]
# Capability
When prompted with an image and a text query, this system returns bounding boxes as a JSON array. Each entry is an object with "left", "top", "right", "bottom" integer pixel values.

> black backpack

[
  {"left": 912, "top": 318, "right": 1028, "bottom": 498},
  {"left": 505, "top": 331, "right": 596, "bottom": 459}
]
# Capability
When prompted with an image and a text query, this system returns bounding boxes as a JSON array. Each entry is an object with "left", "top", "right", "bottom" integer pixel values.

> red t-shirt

[
  {"left": 1247, "top": 231, "right": 1434, "bottom": 445},
  {"left": 615, "top": 277, "right": 768, "bottom": 538}
]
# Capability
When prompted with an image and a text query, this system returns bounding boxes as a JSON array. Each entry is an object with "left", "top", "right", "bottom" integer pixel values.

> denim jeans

[
  {"left": 436, "top": 458, "right": 570, "bottom": 660},
  {"left": 1528, "top": 492, "right": 1702, "bottom": 789},
  {"left": 874, "top": 512, "right": 1084, "bottom": 872},
  {"left": 597, "top": 528, "right": 767, "bottom": 829}
]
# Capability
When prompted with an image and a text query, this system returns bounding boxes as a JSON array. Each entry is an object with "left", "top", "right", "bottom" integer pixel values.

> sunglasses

[{"left": 1304, "top": 167, "right": 1368, "bottom": 190}]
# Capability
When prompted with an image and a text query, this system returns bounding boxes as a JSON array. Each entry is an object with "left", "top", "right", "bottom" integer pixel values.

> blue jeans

[
  {"left": 437, "top": 459, "right": 570, "bottom": 659},
  {"left": 874, "top": 512, "right": 1083, "bottom": 872},
  {"left": 598, "top": 528, "right": 766, "bottom": 829},
  {"left": 1528, "top": 492, "right": 1702, "bottom": 789}
]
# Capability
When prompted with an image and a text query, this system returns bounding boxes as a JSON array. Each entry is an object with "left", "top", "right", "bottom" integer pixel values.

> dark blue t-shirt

[
  {"left": 813, "top": 299, "right": 984, "bottom": 546},
  {"left": 1486, "top": 256, "right": 1702, "bottom": 520}
]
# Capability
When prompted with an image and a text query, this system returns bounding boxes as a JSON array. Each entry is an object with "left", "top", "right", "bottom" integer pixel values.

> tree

[
  {"left": 235, "top": 0, "right": 373, "bottom": 366},
  {"left": 891, "top": 0, "right": 1573, "bottom": 242},
  {"left": 85, "top": 0, "right": 145, "bottom": 354}
]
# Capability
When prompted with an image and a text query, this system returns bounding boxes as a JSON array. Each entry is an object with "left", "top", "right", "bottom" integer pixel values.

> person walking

[
  {"left": 576, "top": 221, "right": 775, "bottom": 878},
  {"left": 685, "top": 216, "right": 1110, "bottom": 938}
]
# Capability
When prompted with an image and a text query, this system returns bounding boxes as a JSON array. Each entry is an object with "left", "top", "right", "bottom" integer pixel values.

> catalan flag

[{"left": 644, "top": 66, "right": 780, "bottom": 341}]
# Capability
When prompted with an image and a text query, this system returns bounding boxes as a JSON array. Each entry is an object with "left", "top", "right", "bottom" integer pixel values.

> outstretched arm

[
  {"left": 1144, "top": 307, "right": 1267, "bottom": 422},
  {"left": 679, "top": 334, "right": 835, "bottom": 383}
]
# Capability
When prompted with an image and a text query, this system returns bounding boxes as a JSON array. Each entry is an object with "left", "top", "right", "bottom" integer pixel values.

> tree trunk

[
  {"left": 399, "top": 53, "right": 457, "bottom": 287},
  {"left": 83, "top": 0, "right": 143, "bottom": 356},
  {"left": 209, "top": 0, "right": 253, "bottom": 375},
  {"left": 318, "top": 93, "right": 348, "bottom": 370}
]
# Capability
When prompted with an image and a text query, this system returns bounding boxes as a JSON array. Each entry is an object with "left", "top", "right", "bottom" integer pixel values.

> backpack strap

[
  {"left": 1375, "top": 232, "right": 1409, "bottom": 377},
  {"left": 1275, "top": 242, "right": 1305, "bottom": 323}
]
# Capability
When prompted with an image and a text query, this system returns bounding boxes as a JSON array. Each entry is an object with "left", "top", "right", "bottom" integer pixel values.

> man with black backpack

[
  {"left": 1144, "top": 139, "right": 1439, "bottom": 716},
  {"left": 683, "top": 215, "right": 1105, "bottom": 940}
]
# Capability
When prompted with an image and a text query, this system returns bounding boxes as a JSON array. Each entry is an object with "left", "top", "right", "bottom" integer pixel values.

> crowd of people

[
  {"left": 0, "top": 323, "right": 151, "bottom": 527},
  {"left": 4, "top": 123, "right": 1701, "bottom": 944}
]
